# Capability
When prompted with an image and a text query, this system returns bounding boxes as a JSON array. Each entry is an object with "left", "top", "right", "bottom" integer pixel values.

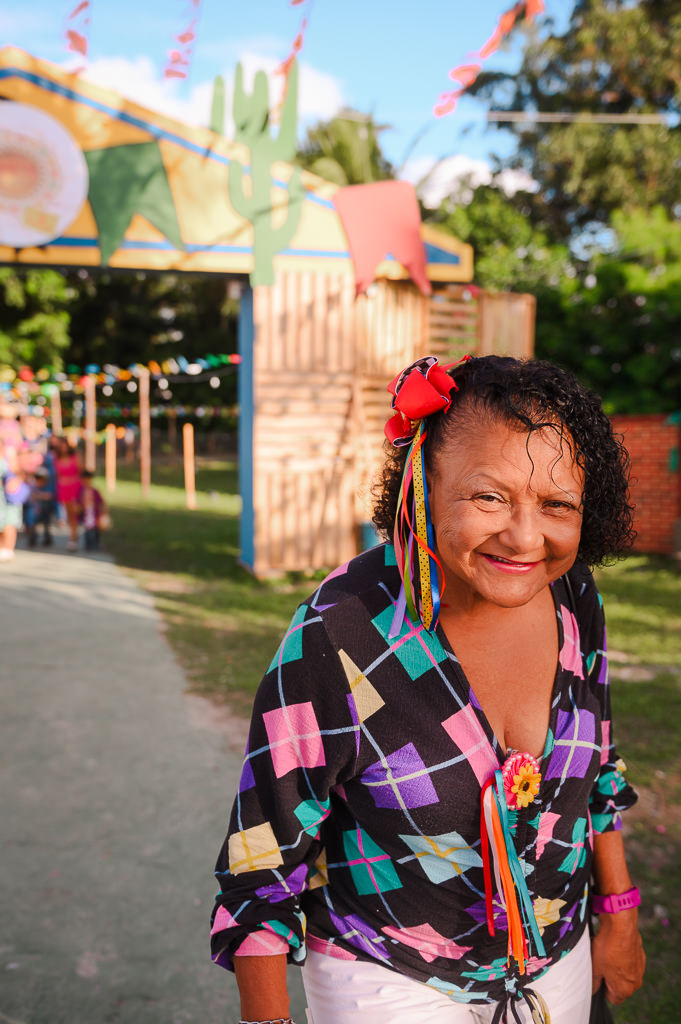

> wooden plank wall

[
  {"left": 250, "top": 275, "right": 536, "bottom": 575},
  {"left": 428, "top": 284, "right": 479, "bottom": 362},
  {"left": 252, "top": 271, "right": 360, "bottom": 574},
  {"left": 478, "top": 291, "right": 536, "bottom": 359},
  {"left": 353, "top": 281, "right": 427, "bottom": 522},
  {"left": 251, "top": 275, "right": 428, "bottom": 573}
]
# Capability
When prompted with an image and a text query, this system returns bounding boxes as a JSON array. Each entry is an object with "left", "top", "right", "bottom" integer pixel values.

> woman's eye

[
  {"left": 544, "top": 500, "right": 575, "bottom": 513},
  {"left": 473, "top": 493, "right": 503, "bottom": 505}
]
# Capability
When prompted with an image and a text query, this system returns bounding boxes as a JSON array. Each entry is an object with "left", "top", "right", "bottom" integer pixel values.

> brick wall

[{"left": 610, "top": 414, "right": 680, "bottom": 555}]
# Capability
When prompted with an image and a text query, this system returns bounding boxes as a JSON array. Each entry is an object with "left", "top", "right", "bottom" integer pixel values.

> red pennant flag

[
  {"left": 332, "top": 181, "right": 432, "bottom": 297},
  {"left": 525, "top": 0, "right": 545, "bottom": 19},
  {"left": 66, "top": 29, "right": 88, "bottom": 56},
  {"left": 449, "top": 63, "right": 482, "bottom": 87}
]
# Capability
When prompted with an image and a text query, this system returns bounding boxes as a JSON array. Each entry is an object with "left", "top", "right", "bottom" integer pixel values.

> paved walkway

[{"left": 1, "top": 543, "right": 307, "bottom": 1023}]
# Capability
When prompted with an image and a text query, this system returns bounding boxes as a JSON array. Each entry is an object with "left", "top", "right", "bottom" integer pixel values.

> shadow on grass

[
  {"left": 106, "top": 503, "right": 246, "bottom": 578},
  {"left": 613, "top": 674, "right": 681, "bottom": 788},
  {"left": 595, "top": 558, "right": 681, "bottom": 666}
]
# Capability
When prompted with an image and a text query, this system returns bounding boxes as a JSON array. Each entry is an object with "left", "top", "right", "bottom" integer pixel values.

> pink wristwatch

[{"left": 591, "top": 886, "right": 641, "bottom": 914}]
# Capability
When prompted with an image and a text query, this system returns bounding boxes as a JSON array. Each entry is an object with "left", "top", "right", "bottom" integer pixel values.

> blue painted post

[{"left": 237, "top": 282, "right": 255, "bottom": 570}]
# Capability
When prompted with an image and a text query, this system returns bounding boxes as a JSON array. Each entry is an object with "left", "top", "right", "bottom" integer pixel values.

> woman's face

[{"left": 427, "top": 414, "right": 584, "bottom": 612}]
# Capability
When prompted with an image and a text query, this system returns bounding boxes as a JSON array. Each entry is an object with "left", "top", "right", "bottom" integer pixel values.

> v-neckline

[{"left": 434, "top": 578, "right": 566, "bottom": 768}]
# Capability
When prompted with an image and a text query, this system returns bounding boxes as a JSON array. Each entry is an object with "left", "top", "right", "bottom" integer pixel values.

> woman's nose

[{"left": 498, "top": 504, "right": 543, "bottom": 554}]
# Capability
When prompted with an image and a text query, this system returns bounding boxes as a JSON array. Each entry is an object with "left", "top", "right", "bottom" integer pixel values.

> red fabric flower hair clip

[{"left": 384, "top": 354, "right": 468, "bottom": 446}]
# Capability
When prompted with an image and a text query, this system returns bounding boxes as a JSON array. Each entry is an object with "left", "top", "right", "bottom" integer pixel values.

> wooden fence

[{"left": 248, "top": 274, "right": 536, "bottom": 575}]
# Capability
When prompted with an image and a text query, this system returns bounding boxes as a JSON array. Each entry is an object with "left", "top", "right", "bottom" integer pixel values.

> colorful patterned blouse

[{"left": 211, "top": 544, "right": 636, "bottom": 1005}]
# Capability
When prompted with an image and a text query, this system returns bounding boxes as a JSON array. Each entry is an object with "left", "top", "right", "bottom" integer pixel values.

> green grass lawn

[
  {"left": 594, "top": 560, "right": 681, "bottom": 1023},
  {"left": 102, "top": 459, "right": 681, "bottom": 1022}
]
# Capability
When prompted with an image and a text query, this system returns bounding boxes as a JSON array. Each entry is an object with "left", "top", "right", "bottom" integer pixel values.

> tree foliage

[
  {"left": 297, "top": 110, "right": 394, "bottom": 186},
  {"left": 65, "top": 270, "right": 239, "bottom": 407},
  {"left": 0, "top": 268, "right": 239, "bottom": 409},
  {"left": 471, "top": 0, "right": 681, "bottom": 239},
  {"left": 0, "top": 269, "right": 73, "bottom": 369},
  {"left": 64, "top": 270, "right": 236, "bottom": 370},
  {"left": 428, "top": 0, "right": 681, "bottom": 412}
]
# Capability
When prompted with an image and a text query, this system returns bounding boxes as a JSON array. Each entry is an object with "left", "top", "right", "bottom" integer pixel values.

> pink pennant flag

[{"left": 333, "top": 181, "right": 432, "bottom": 297}]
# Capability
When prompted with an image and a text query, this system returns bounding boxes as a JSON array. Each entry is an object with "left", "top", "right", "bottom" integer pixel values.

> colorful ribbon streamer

[
  {"left": 480, "top": 770, "right": 546, "bottom": 974},
  {"left": 391, "top": 421, "right": 445, "bottom": 634}
]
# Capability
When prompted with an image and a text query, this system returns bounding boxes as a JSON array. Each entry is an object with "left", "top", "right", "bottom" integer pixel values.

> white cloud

[
  {"left": 79, "top": 55, "right": 215, "bottom": 127},
  {"left": 402, "top": 153, "right": 537, "bottom": 209},
  {"left": 228, "top": 52, "right": 345, "bottom": 126},
  {"left": 79, "top": 52, "right": 344, "bottom": 137}
]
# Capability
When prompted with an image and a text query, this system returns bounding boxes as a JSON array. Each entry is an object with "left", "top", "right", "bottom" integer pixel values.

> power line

[{"left": 487, "top": 111, "right": 668, "bottom": 125}]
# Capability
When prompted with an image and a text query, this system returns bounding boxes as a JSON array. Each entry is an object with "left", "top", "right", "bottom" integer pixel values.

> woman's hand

[{"left": 591, "top": 908, "right": 646, "bottom": 1003}]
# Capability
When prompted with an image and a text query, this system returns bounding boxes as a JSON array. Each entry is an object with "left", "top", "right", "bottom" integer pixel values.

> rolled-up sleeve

[{"left": 210, "top": 601, "right": 357, "bottom": 971}]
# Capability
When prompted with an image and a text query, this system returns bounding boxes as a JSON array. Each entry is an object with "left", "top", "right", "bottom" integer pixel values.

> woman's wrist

[
  {"left": 238, "top": 1019, "right": 295, "bottom": 1024},
  {"left": 596, "top": 905, "right": 639, "bottom": 929},
  {"left": 234, "top": 953, "right": 290, "bottom": 1022}
]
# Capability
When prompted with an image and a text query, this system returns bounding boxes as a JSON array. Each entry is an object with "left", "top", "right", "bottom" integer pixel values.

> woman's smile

[{"left": 478, "top": 552, "right": 543, "bottom": 572}]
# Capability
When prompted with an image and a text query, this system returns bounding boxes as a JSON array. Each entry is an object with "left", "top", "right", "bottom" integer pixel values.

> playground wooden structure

[{"left": 0, "top": 47, "right": 535, "bottom": 574}]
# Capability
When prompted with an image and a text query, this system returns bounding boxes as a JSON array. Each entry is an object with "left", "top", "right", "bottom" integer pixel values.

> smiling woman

[{"left": 210, "top": 355, "right": 645, "bottom": 1024}]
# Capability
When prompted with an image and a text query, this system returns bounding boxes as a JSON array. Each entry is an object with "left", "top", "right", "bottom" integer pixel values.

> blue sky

[{"left": 3, "top": 0, "right": 571, "bottom": 203}]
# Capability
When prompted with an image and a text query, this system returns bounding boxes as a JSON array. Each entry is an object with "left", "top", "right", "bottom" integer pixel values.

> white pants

[{"left": 302, "top": 928, "right": 592, "bottom": 1024}]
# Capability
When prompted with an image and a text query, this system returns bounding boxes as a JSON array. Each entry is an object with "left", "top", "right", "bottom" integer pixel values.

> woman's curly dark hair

[{"left": 372, "top": 355, "right": 635, "bottom": 567}]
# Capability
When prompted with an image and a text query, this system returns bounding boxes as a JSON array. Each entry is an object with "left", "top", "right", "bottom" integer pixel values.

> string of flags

[
  {"left": 164, "top": 0, "right": 202, "bottom": 80},
  {"left": 65, "top": 0, "right": 91, "bottom": 68},
  {"left": 0, "top": 352, "right": 241, "bottom": 390},
  {"left": 275, "top": 0, "right": 313, "bottom": 106},
  {"left": 434, "top": 0, "right": 545, "bottom": 117}
]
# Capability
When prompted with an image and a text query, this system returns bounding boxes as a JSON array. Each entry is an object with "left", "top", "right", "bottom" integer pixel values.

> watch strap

[{"left": 591, "top": 886, "right": 641, "bottom": 914}]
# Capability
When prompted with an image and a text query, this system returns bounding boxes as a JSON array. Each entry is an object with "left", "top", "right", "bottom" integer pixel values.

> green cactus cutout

[
  {"left": 228, "top": 60, "right": 304, "bottom": 286},
  {"left": 210, "top": 75, "right": 225, "bottom": 135}
]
